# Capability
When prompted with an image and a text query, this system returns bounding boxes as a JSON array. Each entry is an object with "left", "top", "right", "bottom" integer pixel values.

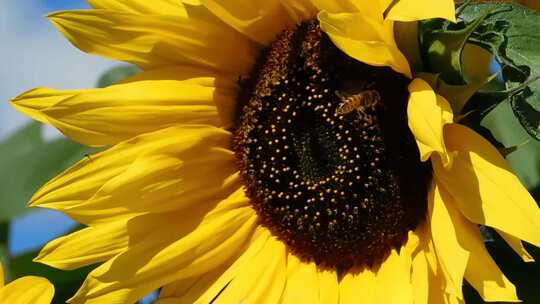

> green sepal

[
  {"left": 414, "top": 71, "right": 498, "bottom": 116},
  {"left": 420, "top": 8, "right": 492, "bottom": 84},
  {"left": 439, "top": 72, "right": 499, "bottom": 115},
  {"left": 498, "top": 139, "right": 530, "bottom": 158}
]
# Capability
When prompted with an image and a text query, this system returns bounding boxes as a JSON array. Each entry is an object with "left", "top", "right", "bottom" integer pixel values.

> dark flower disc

[{"left": 232, "top": 20, "right": 432, "bottom": 269}]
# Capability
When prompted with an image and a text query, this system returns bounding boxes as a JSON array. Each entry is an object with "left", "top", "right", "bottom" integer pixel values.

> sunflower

[
  {"left": 0, "top": 262, "right": 54, "bottom": 303},
  {"left": 9, "top": 0, "right": 540, "bottom": 303}
]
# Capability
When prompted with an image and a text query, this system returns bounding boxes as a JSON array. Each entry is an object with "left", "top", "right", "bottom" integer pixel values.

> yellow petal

[
  {"left": 182, "top": 0, "right": 202, "bottom": 5},
  {"left": 10, "top": 88, "right": 77, "bottom": 124},
  {"left": 216, "top": 237, "right": 287, "bottom": 304},
  {"left": 340, "top": 236, "right": 416, "bottom": 304},
  {"left": 280, "top": 254, "right": 318, "bottom": 304},
  {"left": 29, "top": 126, "right": 235, "bottom": 225},
  {"left": 59, "top": 157, "right": 238, "bottom": 225},
  {"left": 385, "top": 0, "right": 456, "bottom": 22},
  {"left": 156, "top": 299, "right": 180, "bottom": 304},
  {"left": 412, "top": 222, "right": 450, "bottom": 304},
  {"left": 280, "top": 0, "right": 318, "bottom": 22},
  {"left": 379, "top": 0, "right": 394, "bottom": 12},
  {"left": 197, "top": 227, "right": 272, "bottom": 303},
  {"left": 318, "top": 11, "right": 412, "bottom": 77},
  {"left": 0, "top": 277, "right": 54, "bottom": 304},
  {"left": 37, "top": 194, "right": 247, "bottom": 273},
  {"left": 68, "top": 194, "right": 257, "bottom": 304},
  {"left": 407, "top": 78, "right": 454, "bottom": 167},
  {"left": 110, "top": 65, "right": 239, "bottom": 128},
  {"left": 411, "top": 239, "right": 429, "bottom": 304},
  {"left": 429, "top": 182, "right": 475, "bottom": 299},
  {"left": 496, "top": 229, "right": 535, "bottom": 263},
  {"left": 11, "top": 80, "right": 235, "bottom": 146},
  {"left": 464, "top": 231, "right": 519, "bottom": 302},
  {"left": 432, "top": 123, "right": 540, "bottom": 247},
  {"left": 310, "top": 0, "right": 383, "bottom": 19},
  {"left": 86, "top": 0, "right": 188, "bottom": 15},
  {"left": 119, "top": 65, "right": 238, "bottom": 90},
  {"left": 157, "top": 263, "right": 230, "bottom": 304},
  {"left": 48, "top": 10, "right": 255, "bottom": 74},
  {"left": 339, "top": 268, "right": 377, "bottom": 304},
  {"left": 199, "top": 0, "right": 293, "bottom": 45},
  {"left": 36, "top": 221, "right": 130, "bottom": 270},
  {"left": 309, "top": 0, "right": 357, "bottom": 13},
  {"left": 317, "top": 269, "right": 338, "bottom": 304},
  {"left": 157, "top": 215, "right": 270, "bottom": 304}
]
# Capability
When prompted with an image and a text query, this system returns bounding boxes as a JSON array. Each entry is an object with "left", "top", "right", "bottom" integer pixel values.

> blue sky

[
  {"left": 40, "top": 0, "right": 90, "bottom": 11},
  {"left": 0, "top": 0, "right": 114, "bottom": 139},
  {"left": 0, "top": 0, "right": 115, "bottom": 255}
]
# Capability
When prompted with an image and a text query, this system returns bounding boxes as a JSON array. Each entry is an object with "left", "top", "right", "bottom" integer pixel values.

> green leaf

[
  {"left": 481, "top": 101, "right": 540, "bottom": 197},
  {"left": 9, "top": 250, "right": 94, "bottom": 303},
  {"left": 0, "top": 219, "right": 8, "bottom": 245},
  {"left": 97, "top": 65, "right": 141, "bottom": 88},
  {"left": 511, "top": 90, "right": 540, "bottom": 140},
  {"left": 498, "top": 139, "right": 530, "bottom": 158},
  {"left": 438, "top": 71, "right": 499, "bottom": 115},
  {"left": 0, "top": 122, "right": 94, "bottom": 222},
  {"left": 415, "top": 66, "right": 500, "bottom": 116},
  {"left": 419, "top": 8, "right": 492, "bottom": 84},
  {"left": 461, "top": 3, "right": 540, "bottom": 141}
]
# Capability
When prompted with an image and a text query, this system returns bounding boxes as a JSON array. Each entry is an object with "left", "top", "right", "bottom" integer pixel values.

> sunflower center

[{"left": 232, "top": 20, "right": 431, "bottom": 269}]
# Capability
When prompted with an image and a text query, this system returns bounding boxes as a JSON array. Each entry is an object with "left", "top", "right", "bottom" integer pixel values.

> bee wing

[
  {"left": 335, "top": 104, "right": 346, "bottom": 115},
  {"left": 336, "top": 103, "right": 354, "bottom": 116},
  {"left": 335, "top": 90, "right": 348, "bottom": 100},
  {"left": 334, "top": 90, "right": 348, "bottom": 115}
]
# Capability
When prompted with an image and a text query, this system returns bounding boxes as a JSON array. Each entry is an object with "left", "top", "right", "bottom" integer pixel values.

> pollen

[{"left": 232, "top": 20, "right": 431, "bottom": 269}]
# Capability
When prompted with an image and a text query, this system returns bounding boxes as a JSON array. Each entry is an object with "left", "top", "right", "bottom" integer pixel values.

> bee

[{"left": 334, "top": 89, "right": 381, "bottom": 116}]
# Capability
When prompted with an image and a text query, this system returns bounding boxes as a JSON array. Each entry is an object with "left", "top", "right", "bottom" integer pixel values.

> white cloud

[{"left": 0, "top": 0, "right": 116, "bottom": 139}]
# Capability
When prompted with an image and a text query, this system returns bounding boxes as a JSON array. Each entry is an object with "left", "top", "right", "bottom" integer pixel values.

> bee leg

[
  {"left": 357, "top": 107, "right": 367, "bottom": 116},
  {"left": 334, "top": 90, "right": 347, "bottom": 100},
  {"left": 365, "top": 82, "right": 375, "bottom": 89}
]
